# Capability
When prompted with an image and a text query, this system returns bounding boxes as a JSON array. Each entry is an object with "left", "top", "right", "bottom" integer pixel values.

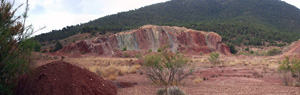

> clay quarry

[{"left": 15, "top": 25, "right": 300, "bottom": 95}]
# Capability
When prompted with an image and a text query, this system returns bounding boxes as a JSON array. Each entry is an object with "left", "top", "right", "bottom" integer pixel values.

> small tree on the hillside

[
  {"left": 0, "top": 0, "right": 38, "bottom": 94},
  {"left": 53, "top": 41, "right": 63, "bottom": 52},
  {"left": 226, "top": 43, "right": 237, "bottom": 54},
  {"left": 141, "top": 47, "right": 194, "bottom": 86}
]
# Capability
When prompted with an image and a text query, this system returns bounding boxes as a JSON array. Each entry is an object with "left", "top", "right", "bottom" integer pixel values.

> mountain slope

[{"left": 35, "top": 0, "right": 300, "bottom": 46}]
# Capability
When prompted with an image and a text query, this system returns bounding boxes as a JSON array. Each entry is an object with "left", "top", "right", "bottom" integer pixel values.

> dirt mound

[{"left": 15, "top": 61, "right": 117, "bottom": 95}]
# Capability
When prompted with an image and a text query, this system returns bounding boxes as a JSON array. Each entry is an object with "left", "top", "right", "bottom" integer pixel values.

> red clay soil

[
  {"left": 15, "top": 61, "right": 117, "bottom": 95},
  {"left": 281, "top": 40, "right": 300, "bottom": 58}
]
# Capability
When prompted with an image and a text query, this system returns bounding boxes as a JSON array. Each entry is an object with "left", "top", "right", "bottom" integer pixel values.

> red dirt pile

[
  {"left": 15, "top": 61, "right": 117, "bottom": 95},
  {"left": 57, "top": 25, "right": 231, "bottom": 57}
]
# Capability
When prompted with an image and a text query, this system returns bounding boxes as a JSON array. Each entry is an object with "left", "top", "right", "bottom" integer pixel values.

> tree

[
  {"left": 33, "top": 40, "right": 41, "bottom": 52},
  {"left": 0, "top": 0, "right": 37, "bottom": 94},
  {"left": 227, "top": 43, "right": 237, "bottom": 54},
  {"left": 53, "top": 41, "right": 63, "bottom": 52}
]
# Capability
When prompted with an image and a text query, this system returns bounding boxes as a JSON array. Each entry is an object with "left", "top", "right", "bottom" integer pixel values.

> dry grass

[
  {"left": 193, "top": 77, "right": 203, "bottom": 84},
  {"left": 63, "top": 57, "right": 140, "bottom": 80}
]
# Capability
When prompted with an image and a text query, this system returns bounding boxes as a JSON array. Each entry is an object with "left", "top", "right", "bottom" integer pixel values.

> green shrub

[
  {"left": 267, "top": 48, "right": 282, "bottom": 56},
  {"left": 226, "top": 43, "right": 237, "bottom": 54},
  {"left": 199, "top": 51, "right": 203, "bottom": 55},
  {"left": 278, "top": 56, "right": 300, "bottom": 86},
  {"left": 141, "top": 48, "right": 193, "bottom": 85},
  {"left": 209, "top": 52, "right": 220, "bottom": 64},
  {"left": 250, "top": 51, "right": 254, "bottom": 54},
  {"left": 53, "top": 41, "right": 63, "bottom": 52},
  {"left": 122, "top": 46, "right": 127, "bottom": 51},
  {"left": 157, "top": 48, "right": 162, "bottom": 52},
  {"left": 0, "top": 0, "right": 37, "bottom": 94},
  {"left": 148, "top": 49, "right": 152, "bottom": 53},
  {"left": 33, "top": 40, "right": 41, "bottom": 52},
  {"left": 245, "top": 48, "right": 249, "bottom": 51}
]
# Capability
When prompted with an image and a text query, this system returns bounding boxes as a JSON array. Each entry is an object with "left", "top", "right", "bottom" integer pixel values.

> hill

[
  {"left": 34, "top": 0, "right": 300, "bottom": 46},
  {"left": 56, "top": 25, "right": 231, "bottom": 57}
]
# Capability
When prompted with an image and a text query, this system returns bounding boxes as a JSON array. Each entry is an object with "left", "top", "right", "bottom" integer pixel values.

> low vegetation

[
  {"left": 122, "top": 46, "right": 127, "bottom": 51},
  {"left": 267, "top": 48, "right": 282, "bottom": 56},
  {"left": 141, "top": 48, "right": 194, "bottom": 85},
  {"left": 278, "top": 56, "right": 300, "bottom": 86},
  {"left": 0, "top": 0, "right": 37, "bottom": 94},
  {"left": 209, "top": 52, "right": 220, "bottom": 64},
  {"left": 89, "top": 64, "right": 140, "bottom": 80}
]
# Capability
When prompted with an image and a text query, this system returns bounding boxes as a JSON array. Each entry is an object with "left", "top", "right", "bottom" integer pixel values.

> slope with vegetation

[{"left": 34, "top": 0, "right": 300, "bottom": 47}]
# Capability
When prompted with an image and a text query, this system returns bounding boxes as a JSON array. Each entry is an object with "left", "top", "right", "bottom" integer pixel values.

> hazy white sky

[{"left": 12, "top": 0, "right": 300, "bottom": 36}]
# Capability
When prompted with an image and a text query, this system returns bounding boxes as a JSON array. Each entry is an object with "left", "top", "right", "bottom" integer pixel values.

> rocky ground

[
  {"left": 116, "top": 55, "right": 300, "bottom": 95},
  {"left": 31, "top": 53, "right": 300, "bottom": 95}
]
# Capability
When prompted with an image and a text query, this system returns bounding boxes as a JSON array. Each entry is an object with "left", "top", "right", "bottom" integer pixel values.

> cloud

[
  {"left": 11, "top": 0, "right": 299, "bottom": 36},
  {"left": 12, "top": 0, "right": 169, "bottom": 35}
]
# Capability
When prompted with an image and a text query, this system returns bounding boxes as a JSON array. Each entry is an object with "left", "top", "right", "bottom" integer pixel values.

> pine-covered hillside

[{"left": 35, "top": 0, "right": 300, "bottom": 46}]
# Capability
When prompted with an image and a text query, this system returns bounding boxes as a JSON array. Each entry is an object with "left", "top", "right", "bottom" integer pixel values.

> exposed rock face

[{"left": 58, "top": 25, "right": 231, "bottom": 56}]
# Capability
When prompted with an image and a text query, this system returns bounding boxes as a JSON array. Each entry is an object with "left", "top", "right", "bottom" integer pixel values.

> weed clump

[
  {"left": 122, "top": 46, "right": 127, "bottom": 51},
  {"left": 209, "top": 52, "right": 220, "bottom": 64},
  {"left": 267, "top": 48, "right": 282, "bottom": 56}
]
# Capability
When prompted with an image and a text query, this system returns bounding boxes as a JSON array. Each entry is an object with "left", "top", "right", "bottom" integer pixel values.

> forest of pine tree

[{"left": 34, "top": 0, "right": 300, "bottom": 46}]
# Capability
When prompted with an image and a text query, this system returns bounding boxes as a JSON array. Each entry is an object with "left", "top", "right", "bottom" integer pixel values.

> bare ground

[{"left": 34, "top": 54, "right": 300, "bottom": 95}]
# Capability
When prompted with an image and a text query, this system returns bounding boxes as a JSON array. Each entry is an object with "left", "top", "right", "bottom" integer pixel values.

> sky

[{"left": 12, "top": 0, "right": 300, "bottom": 36}]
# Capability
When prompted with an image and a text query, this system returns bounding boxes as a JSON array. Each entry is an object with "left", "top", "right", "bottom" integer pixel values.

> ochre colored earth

[{"left": 15, "top": 61, "right": 117, "bottom": 95}]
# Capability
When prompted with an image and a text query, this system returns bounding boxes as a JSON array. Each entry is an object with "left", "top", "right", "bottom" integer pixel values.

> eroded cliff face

[{"left": 58, "top": 25, "right": 231, "bottom": 56}]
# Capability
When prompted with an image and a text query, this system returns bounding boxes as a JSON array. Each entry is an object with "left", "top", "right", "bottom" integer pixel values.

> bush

[
  {"left": 33, "top": 40, "right": 41, "bottom": 52},
  {"left": 122, "top": 46, "right": 127, "bottom": 51},
  {"left": 0, "top": 0, "right": 37, "bottom": 94},
  {"left": 157, "top": 48, "right": 162, "bottom": 52},
  {"left": 141, "top": 48, "right": 193, "bottom": 86},
  {"left": 278, "top": 56, "right": 300, "bottom": 86},
  {"left": 209, "top": 52, "right": 220, "bottom": 64},
  {"left": 226, "top": 43, "right": 237, "bottom": 54},
  {"left": 53, "top": 41, "right": 63, "bottom": 52},
  {"left": 148, "top": 49, "right": 152, "bottom": 53},
  {"left": 267, "top": 48, "right": 282, "bottom": 56},
  {"left": 245, "top": 48, "right": 249, "bottom": 51},
  {"left": 199, "top": 51, "right": 203, "bottom": 55}
]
